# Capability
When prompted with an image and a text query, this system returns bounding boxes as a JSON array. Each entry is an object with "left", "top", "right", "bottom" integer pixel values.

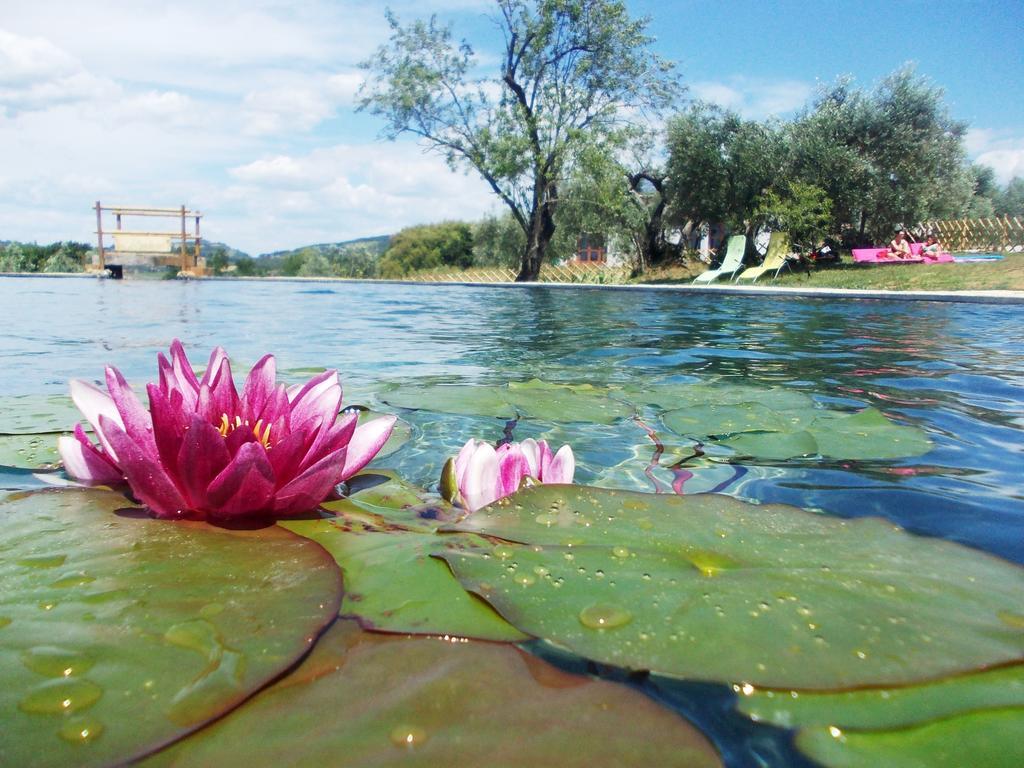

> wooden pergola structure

[{"left": 94, "top": 202, "right": 205, "bottom": 273}]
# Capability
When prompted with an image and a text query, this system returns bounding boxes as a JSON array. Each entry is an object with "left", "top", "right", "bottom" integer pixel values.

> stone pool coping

[
  {"left": 422, "top": 280, "right": 1024, "bottom": 304},
  {"left": 6, "top": 272, "right": 1024, "bottom": 304}
]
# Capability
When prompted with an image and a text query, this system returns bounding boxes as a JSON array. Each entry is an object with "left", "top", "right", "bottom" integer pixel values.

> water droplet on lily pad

[
  {"left": 390, "top": 724, "right": 428, "bottom": 748},
  {"left": 579, "top": 604, "right": 632, "bottom": 630},
  {"left": 17, "top": 554, "right": 67, "bottom": 569},
  {"left": 493, "top": 545, "right": 516, "bottom": 560},
  {"left": 58, "top": 715, "right": 104, "bottom": 744},
  {"left": 19, "top": 677, "right": 102, "bottom": 714},
  {"left": 22, "top": 646, "right": 95, "bottom": 677},
  {"left": 611, "top": 546, "right": 630, "bottom": 558},
  {"left": 49, "top": 571, "right": 95, "bottom": 588}
]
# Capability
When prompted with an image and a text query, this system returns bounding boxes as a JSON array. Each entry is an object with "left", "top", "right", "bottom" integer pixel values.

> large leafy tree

[
  {"left": 359, "top": 0, "right": 678, "bottom": 281},
  {"left": 379, "top": 221, "right": 474, "bottom": 278},
  {"left": 664, "top": 103, "right": 785, "bottom": 245},
  {"left": 788, "top": 68, "right": 969, "bottom": 244},
  {"left": 994, "top": 177, "right": 1024, "bottom": 217},
  {"left": 553, "top": 130, "right": 676, "bottom": 272}
]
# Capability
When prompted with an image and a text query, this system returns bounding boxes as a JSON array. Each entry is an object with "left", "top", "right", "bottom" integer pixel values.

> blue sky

[{"left": 1, "top": 0, "right": 1021, "bottom": 254}]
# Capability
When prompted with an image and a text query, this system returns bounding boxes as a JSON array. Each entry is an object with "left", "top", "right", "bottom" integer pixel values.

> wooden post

[
  {"left": 95, "top": 200, "right": 105, "bottom": 271},
  {"left": 194, "top": 212, "right": 201, "bottom": 266},
  {"left": 180, "top": 204, "right": 187, "bottom": 271}
]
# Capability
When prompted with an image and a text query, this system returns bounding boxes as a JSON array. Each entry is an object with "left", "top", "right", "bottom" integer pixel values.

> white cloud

[
  {"left": 219, "top": 142, "right": 496, "bottom": 251},
  {"left": 691, "top": 82, "right": 743, "bottom": 110},
  {"left": 242, "top": 84, "right": 339, "bottom": 136},
  {"left": 0, "top": 29, "right": 115, "bottom": 113},
  {"left": 967, "top": 128, "right": 1024, "bottom": 184},
  {"left": 691, "top": 77, "right": 813, "bottom": 119},
  {"left": 0, "top": 28, "right": 78, "bottom": 85},
  {"left": 326, "top": 72, "right": 365, "bottom": 104},
  {"left": 229, "top": 156, "right": 315, "bottom": 188}
]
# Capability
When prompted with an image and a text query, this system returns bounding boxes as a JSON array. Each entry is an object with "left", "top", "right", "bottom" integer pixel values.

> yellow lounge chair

[
  {"left": 735, "top": 232, "right": 792, "bottom": 282},
  {"left": 692, "top": 235, "right": 747, "bottom": 284}
]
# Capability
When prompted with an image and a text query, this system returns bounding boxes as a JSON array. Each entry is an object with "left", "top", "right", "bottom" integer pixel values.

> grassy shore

[{"left": 634, "top": 253, "right": 1024, "bottom": 292}]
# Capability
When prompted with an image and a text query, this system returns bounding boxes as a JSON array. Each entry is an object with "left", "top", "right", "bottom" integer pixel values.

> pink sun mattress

[{"left": 851, "top": 244, "right": 953, "bottom": 264}]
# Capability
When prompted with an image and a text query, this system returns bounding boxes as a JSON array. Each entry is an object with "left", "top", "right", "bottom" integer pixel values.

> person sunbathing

[
  {"left": 921, "top": 234, "right": 942, "bottom": 259},
  {"left": 887, "top": 230, "right": 912, "bottom": 259}
]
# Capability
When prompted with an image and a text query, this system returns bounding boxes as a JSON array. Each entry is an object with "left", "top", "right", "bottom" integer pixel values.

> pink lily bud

[
  {"left": 442, "top": 437, "right": 575, "bottom": 512},
  {"left": 58, "top": 339, "right": 396, "bottom": 520}
]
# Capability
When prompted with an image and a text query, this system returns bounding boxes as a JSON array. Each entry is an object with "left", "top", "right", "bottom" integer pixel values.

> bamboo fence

[
  {"left": 404, "top": 261, "right": 630, "bottom": 284},
  {"left": 918, "top": 216, "right": 1024, "bottom": 253}
]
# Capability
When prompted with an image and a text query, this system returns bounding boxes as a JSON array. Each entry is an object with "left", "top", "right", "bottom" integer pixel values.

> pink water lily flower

[
  {"left": 442, "top": 438, "right": 575, "bottom": 512},
  {"left": 58, "top": 340, "right": 396, "bottom": 520}
]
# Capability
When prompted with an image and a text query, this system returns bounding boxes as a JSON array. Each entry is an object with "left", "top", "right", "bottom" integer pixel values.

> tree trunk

[
  {"left": 743, "top": 221, "right": 758, "bottom": 263},
  {"left": 516, "top": 184, "right": 557, "bottom": 282},
  {"left": 641, "top": 195, "right": 672, "bottom": 266}
]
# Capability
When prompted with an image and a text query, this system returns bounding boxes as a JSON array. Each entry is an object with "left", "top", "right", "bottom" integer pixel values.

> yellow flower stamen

[{"left": 216, "top": 413, "right": 273, "bottom": 449}]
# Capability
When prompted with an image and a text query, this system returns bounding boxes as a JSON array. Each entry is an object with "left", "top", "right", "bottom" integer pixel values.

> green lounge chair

[
  {"left": 692, "top": 235, "right": 746, "bottom": 284},
  {"left": 735, "top": 232, "right": 792, "bottom": 283}
]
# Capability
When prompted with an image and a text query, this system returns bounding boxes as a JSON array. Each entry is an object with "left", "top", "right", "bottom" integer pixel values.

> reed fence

[
  {"left": 918, "top": 216, "right": 1024, "bottom": 253},
  {"left": 404, "top": 261, "right": 630, "bottom": 284}
]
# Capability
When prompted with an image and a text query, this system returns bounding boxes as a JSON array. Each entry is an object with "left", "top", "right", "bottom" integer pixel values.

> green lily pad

[
  {"left": 0, "top": 433, "right": 65, "bottom": 468},
  {"left": 621, "top": 382, "right": 816, "bottom": 413},
  {"left": 440, "top": 485, "right": 1024, "bottom": 689},
  {"left": 738, "top": 664, "right": 1024, "bottom": 730},
  {"left": 382, "top": 383, "right": 512, "bottom": 418},
  {"left": 149, "top": 619, "right": 723, "bottom": 768},
  {"left": 795, "top": 708, "right": 1024, "bottom": 768},
  {"left": 381, "top": 379, "right": 633, "bottom": 424},
  {"left": 286, "top": 471, "right": 524, "bottom": 641},
  {"left": 333, "top": 470, "right": 457, "bottom": 529},
  {"left": 808, "top": 408, "right": 933, "bottom": 460},
  {"left": 720, "top": 430, "right": 819, "bottom": 460},
  {"left": 663, "top": 402, "right": 797, "bottom": 437},
  {"left": 282, "top": 517, "right": 527, "bottom": 642},
  {"left": 0, "top": 395, "right": 83, "bottom": 435},
  {"left": 504, "top": 380, "right": 635, "bottom": 424},
  {"left": 0, "top": 488, "right": 342, "bottom": 768},
  {"left": 640, "top": 380, "right": 931, "bottom": 461}
]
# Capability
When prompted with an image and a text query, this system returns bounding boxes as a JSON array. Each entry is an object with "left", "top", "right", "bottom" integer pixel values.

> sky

[{"left": 1, "top": 0, "right": 1022, "bottom": 255}]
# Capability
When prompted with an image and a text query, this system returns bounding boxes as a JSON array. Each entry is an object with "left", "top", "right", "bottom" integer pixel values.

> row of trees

[
  {"left": 0, "top": 241, "right": 90, "bottom": 273},
  {"left": 359, "top": 0, "right": 1021, "bottom": 278}
]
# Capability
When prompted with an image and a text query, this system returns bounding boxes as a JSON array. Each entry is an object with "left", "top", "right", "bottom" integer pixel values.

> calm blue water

[{"left": 3, "top": 276, "right": 1024, "bottom": 766}]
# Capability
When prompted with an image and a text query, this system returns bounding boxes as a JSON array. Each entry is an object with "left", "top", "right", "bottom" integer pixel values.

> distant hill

[
  {"left": 199, "top": 240, "right": 250, "bottom": 260},
  {"left": 259, "top": 235, "right": 390, "bottom": 261}
]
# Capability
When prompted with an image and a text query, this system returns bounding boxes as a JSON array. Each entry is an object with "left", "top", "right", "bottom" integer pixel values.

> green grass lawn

[{"left": 635, "top": 253, "right": 1024, "bottom": 292}]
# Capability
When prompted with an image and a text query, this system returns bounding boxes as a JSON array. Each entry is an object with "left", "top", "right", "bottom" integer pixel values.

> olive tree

[
  {"left": 788, "top": 68, "right": 969, "bottom": 243},
  {"left": 664, "top": 103, "right": 786, "bottom": 247},
  {"left": 553, "top": 130, "right": 676, "bottom": 272},
  {"left": 358, "top": 0, "right": 678, "bottom": 281}
]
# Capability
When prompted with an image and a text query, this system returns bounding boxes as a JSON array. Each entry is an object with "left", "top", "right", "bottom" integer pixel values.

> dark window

[{"left": 577, "top": 234, "right": 606, "bottom": 263}]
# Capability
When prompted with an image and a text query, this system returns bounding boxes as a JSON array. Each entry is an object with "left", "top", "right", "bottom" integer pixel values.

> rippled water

[{"left": 3, "top": 276, "right": 1024, "bottom": 766}]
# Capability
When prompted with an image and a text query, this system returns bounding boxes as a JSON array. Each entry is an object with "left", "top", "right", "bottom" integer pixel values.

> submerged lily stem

[
  {"left": 497, "top": 415, "right": 520, "bottom": 447},
  {"left": 633, "top": 416, "right": 666, "bottom": 494}
]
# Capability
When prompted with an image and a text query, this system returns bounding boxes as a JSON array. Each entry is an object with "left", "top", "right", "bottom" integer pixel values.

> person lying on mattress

[
  {"left": 921, "top": 234, "right": 942, "bottom": 258},
  {"left": 887, "top": 230, "right": 912, "bottom": 259}
]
